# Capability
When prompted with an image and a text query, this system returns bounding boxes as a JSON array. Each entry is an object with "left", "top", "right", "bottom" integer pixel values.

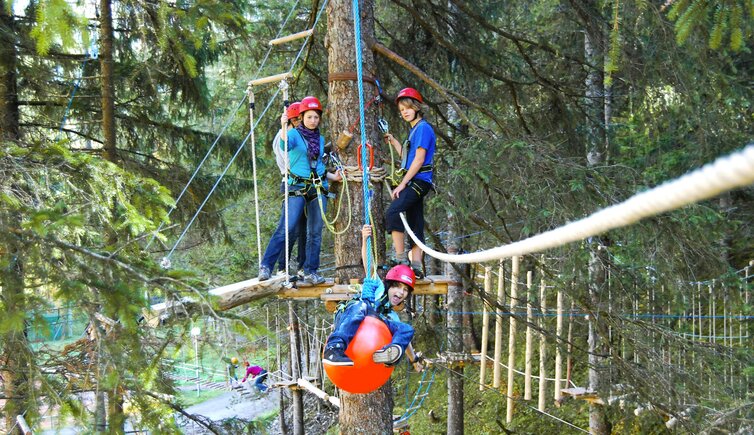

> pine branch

[{"left": 370, "top": 41, "right": 474, "bottom": 128}]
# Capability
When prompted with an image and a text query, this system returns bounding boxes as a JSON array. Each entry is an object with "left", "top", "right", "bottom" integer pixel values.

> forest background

[{"left": 1, "top": 0, "right": 752, "bottom": 433}]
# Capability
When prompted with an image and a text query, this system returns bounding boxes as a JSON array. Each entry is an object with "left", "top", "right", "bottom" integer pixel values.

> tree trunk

[
  {"left": 446, "top": 216, "right": 464, "bottom": 434},
  {"left": 107, "top": 388, "right": 125, "bottom": 433},
  {"left": 99, "top": 0, "right": 117, "bottom": 161},
  {"left": 328, "top": 0, "right": 384, "bottom": 283},
  {"left": 327, "top": 0, "right": 394, "bottom": 430},
  {"left": 462, "top": 264, "right": 477, "bottom": 352},
  {"left": 583, "top": 14, "right": 611, "bottom": 435},
  {"left": 0, "top": 0, "right": 19, "bottom": 141}
]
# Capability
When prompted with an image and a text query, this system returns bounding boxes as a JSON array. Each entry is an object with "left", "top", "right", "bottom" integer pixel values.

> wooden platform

[{"left": 148, "top": 274, "right": 455, "bottom": 320}]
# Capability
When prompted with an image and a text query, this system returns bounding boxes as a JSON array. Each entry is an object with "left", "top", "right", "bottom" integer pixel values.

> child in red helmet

[
  {"left": 383, "top": 87, "right": 436, "bottom": 279},
  {"left": 273, "top": 102, "right": 307, "bottom": 277},
  {"left": 323, "top": 225, "right": 416, "bottom": 367},
  {"left": 258, "top": 96, "right": 341, "bottom": 284}
]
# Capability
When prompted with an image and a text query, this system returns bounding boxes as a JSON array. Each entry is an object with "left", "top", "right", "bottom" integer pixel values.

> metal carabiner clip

[{"left": 377, "top": 118, "right": 389, "bottom": 135}]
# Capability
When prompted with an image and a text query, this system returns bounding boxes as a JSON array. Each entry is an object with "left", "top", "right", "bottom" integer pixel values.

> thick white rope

[
  {"left": 403, "top": 144, "right": 754, "bottom": 264},
  {"left": 248, "top": 88, "right": 263, "bottom": 267}
]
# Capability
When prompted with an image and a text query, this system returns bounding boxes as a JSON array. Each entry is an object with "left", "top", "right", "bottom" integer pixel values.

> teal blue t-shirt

[{"left": 279, "top": 128, "right": 328, "bottom": 190}]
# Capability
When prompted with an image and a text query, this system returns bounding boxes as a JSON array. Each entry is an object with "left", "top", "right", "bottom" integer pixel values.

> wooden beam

[
  {"left": 248, "top": 72, "right": 292, "bottom": 86},
  {"left": 209, "top": 275, "right": 288, "bottom": 311},
  {"left": 297, "top": 378, "right": 340, "bottom": 408},
  {"left": 149, "top": 275, "right": 454, "bottom": 322}
]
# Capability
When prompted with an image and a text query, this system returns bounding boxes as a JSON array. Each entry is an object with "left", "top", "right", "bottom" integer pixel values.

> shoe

[
  {"left": 258, "top": 265, "right": 271, "bottom": 281},
  {"left": 387, "top": 257, "right": 410, "bottom": 267},
  {"left": 297, "top": 269, "right": 305, "bottom": 279},
  {"left": 373, "top": 344, "right": 403, "bottom": 366},
  {"left": 323, "top": 342, "right": 353, "bottom": 366},
  {"left": 411, "top": 262, "right": 425, "bottom": 280},
  {"left": 303, "top": 272, "right": 325, "bottom": 285}
]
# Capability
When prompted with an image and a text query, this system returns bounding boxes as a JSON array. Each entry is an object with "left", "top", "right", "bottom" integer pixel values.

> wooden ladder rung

[
  {"left": 249, "top": 72, "right": 293, "bottom": 86},
  {"left": 269, "top": 29, "right": 314, "bottom": 46}
]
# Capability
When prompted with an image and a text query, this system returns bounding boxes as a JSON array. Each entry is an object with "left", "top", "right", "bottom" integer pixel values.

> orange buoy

[{"left": 323, "top": 316, "right": 394, "bottom": 393}]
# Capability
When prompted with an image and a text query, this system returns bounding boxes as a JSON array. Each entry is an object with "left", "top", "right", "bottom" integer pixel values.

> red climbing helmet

[
  {"left": 395, "top": 87, "right": 423, "bottom": 104},
  {"left": 286, "top": 102, "right": 301, "bottom": 119},
  {"left": 300, "top": 96, "right": 323, "bottom": 113},
  {"left": 385, "top": 264, "right": 416, "bottom": 290}
]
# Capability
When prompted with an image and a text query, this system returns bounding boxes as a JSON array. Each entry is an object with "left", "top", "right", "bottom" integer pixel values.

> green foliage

[
  {"left": 668, "top": 0, "right": 753, "bottom": 51},
  {"left": 28, "top": 0, "right": 89, "bottom": 55}
]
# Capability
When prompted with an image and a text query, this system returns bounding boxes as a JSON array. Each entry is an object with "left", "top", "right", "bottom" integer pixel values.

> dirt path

[{"left": 184, "top": 388, "right": 279, "bottom": 422}]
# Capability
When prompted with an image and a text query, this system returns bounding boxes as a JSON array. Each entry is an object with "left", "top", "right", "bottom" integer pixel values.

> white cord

[{"left": 403, "top": 144, "right": 754, "bottom": 263}]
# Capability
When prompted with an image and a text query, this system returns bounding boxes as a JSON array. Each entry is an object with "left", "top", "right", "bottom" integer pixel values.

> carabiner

[{"left": 357, "top": 142, "right": 375, "bottom": 171}]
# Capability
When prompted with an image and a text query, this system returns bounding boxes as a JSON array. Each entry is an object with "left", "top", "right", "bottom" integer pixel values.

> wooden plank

[
  {"left": 297, "top": 378, "right": 340, "bottom": 408},
  {"left": 211, "top": 275, "right": 288, "bottom": 311}
]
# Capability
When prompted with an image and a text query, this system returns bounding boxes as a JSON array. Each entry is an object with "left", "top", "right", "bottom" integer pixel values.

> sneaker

[
  {"left": 258, "top": 265, "right": 271, "bottom": 281},
  {"left": 372, "top": 344, "right": 403, "bottom": 366},
  {"left": 386, "top": 257, "right": 410, "bottom": 268},
  {"left": 297, "top": 269, "right": 305, "bottom": 279},
  {"left": 323, "top": 342, "right": 353, "bottom": 366},
  {"left": 303, "top": 272, "right": 325, "bottom": 285},
  {"left": 411, "top": 262, "right": 425, "bottom": 280}
]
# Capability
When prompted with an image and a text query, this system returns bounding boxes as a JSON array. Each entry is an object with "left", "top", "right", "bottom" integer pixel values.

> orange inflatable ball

[{"left": 323, "top": 316, "right": 394, "bottom": 394}]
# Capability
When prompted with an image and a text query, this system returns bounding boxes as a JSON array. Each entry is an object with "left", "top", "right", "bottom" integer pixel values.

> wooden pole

[
  {"left": 276, "top": 304, "right": 286, "bottom": 434},
  {"left": 288, "top": 301, "right": 304, "bottom": 434},
  {"left": 538, "top": 265, "right": 547, "bottom": 412},
  {"left": 249, "top": 72, "right": 293, "bottom": 86},
  {"left": 480, "top": 266, "right": 491, "bottom": 391},
  {"left": 697, "top": 283, "right": 703, "bottom": 343},
  {"left": 297, "top": 378, "right": 341, "bottom": 408},
  {"left": 269, "top": 29, "right": 314, "bottom": 46},
  {"left": 710, "top": 281, "right": 715, "bottom": 343},
  {"left": 16, "top": 415, "right": 32, "bottom": 435},
  {"left": 506, "top": 256, "right": 519, "bottom": 423},
  {"left": 554, "top": 286, "right": 563, "bottom": 401},
  {"left": 524, "top": 270, "right": 533, "bottom": 400},
  {"left": 266, "top": 307, "right": 271, "bottom": 370},
  {"left": 565, "top": 300, "right": 575, "bottom": 388},
  {"left": 493, "top": 261, "right": 505, "bottom": 389}
]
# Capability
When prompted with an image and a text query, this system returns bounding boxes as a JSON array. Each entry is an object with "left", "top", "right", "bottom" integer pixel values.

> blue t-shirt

[
  {"left": 402, "top": 119, "right": 435, "bottom": 184},
  {"left": 280, "top": 128, "right": 328, "bottom": 190}
]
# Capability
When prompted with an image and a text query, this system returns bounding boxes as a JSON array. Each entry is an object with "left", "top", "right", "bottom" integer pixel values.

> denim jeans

[
  {"left": 254, "top": 370, "right": 268, "bottom": 392},
  {"left": 276, "top": 214, "right": 306, "bottom": 272},
  {"left": 261, "top": 193, "right": 326, "bottom": 274},
  {"left": 327, "top": 300, "right": 414, "bottom": 352}
]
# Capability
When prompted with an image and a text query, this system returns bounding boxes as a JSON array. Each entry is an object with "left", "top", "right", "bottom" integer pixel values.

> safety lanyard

[{"left": 401, "top": 119, "right": 425, "bottom": 170}]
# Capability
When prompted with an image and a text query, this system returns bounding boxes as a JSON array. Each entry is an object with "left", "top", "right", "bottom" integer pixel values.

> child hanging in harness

[{"left": 322, "top": 225, "right": 421, "bottom": 368}]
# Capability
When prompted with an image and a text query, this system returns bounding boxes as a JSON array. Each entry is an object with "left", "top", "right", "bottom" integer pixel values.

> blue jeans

[
  {"left": 277, "top": 214, "right": 306, "bottom": 272},
  {"left": 261, "top": 194, "right": 326, "bottom": 274},
  {"left": 254, "top": 370, "right": 268, "bottom": 392},
  {"left": 327, "top": 300, "right": 415, "bottom": 353}
]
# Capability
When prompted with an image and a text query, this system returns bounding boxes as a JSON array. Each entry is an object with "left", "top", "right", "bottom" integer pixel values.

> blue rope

[
  {"left": 57, "top": 43, "right": 98, "bottom": 140},
  {"left": 352, "top": 0, "right": 374, "bottom": 278}
]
